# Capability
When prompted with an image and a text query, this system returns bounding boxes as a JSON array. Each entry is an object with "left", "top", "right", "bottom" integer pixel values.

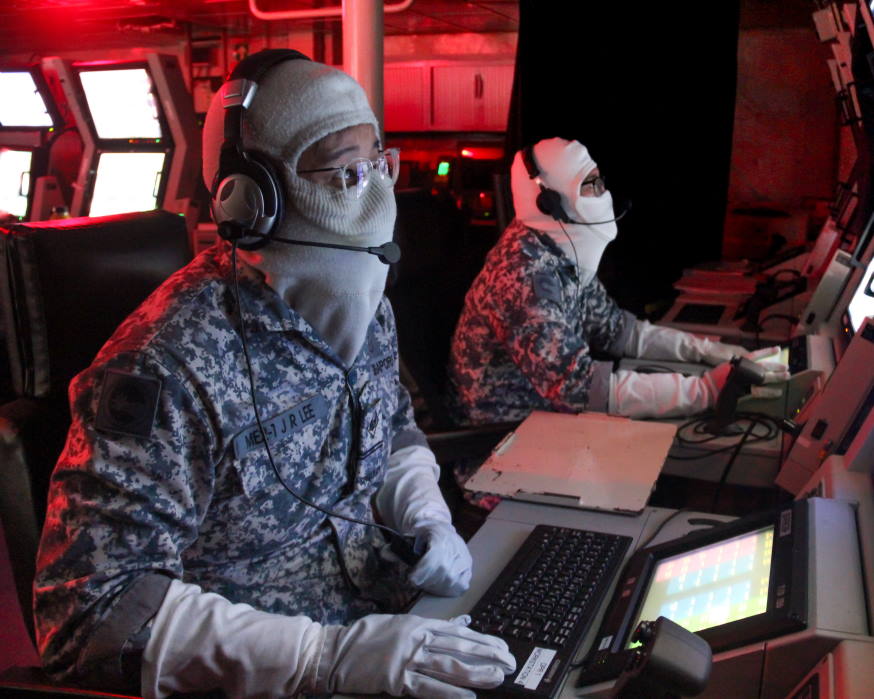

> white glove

[
  {"left": 143, "top": 579, "right": 328, "bottom": 698},
  {"left": 320, "top": 613, "right": 516, "bottom": 698},
  {"left": 627, "top": 320, "right": 748, "bottom": 367},
  {"left": 745, "top": 346, "right": 791, "bottom": 382},
  {"left": 377, "top": 444, "right": 472, "bottom": 596},
  {"left": 409, "top": 521, "right": 473, "bottom": 596},
  {"left": 609, "top": 363, "right": 732, "bottom": 419},
  {"left": 743, "top": 346, "right": 791, "bottom": 399},
  {"left": 142, "top": 580, "right": 515, "bottom": 699}
]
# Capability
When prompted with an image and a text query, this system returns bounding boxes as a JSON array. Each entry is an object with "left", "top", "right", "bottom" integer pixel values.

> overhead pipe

[
  {"left": 343, "top": 0, "right": 383, "bottom": 129},
  {"left": 247, "top": 0, "right": 413, "bottom": 22},
  {"left": 246, "top": 0, "right": 414, "bottom": 132}
]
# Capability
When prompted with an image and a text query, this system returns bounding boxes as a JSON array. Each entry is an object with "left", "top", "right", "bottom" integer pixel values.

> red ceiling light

[{"left": 460, "top": 146, "right": 503, "bottom": 160}]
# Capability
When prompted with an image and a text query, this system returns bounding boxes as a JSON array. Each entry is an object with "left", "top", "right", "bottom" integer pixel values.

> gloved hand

[
  {"left": 376, "top": 444, "right": 472, "bottom": 596},
  {"left": 609, "top": 363, "right": 732, "bottom": 419},
  {"left": 409, "top": 522, "right": 473, "bottom": 597},
  {"left": 742, "top": 346, "right": 791, "bottom": 399},
  {"left": 626, "top": 320, "right": 748, "bottom": 367},
  {"left": 745, "top": 346, "right": 790, "bottom": 382},
  {"left": 697, "top": 339, "right": 749, "bottom": 366},
  {"left": 143, "top": 580, "right": 515, "bottom": 699},
  {"left": 320, "top": 613, "right": 516, "bottom": 698}
]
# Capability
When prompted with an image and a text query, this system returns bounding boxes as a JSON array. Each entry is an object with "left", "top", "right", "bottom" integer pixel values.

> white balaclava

[
  {"left": 510, "top": 137, "right": 618, "bottom": 287},
  {"left": 203, "top": 58, "right": 395, "bottom": 367}
]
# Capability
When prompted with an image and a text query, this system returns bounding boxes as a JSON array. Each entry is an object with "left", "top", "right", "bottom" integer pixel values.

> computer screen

[
  {"left": 846, "top": 254, "right": 874, "bottom": 333},
  {"left": 0, "top": 71, "right": 54, "bottom": 128},
  {"left": 628, "top": 526, "right": 774, "bottom": 641},
  {"left": 0, "top": 148, "right": 33, "bottom": 218},
  {"left": 78, "top": 67, "right": 162, "bottom": 140},
  {"left": 579, "top": 502, "right": 808, "bottom": 687},
  {"left": 88, "top": 151, "right": 166, "bottom": 216}
]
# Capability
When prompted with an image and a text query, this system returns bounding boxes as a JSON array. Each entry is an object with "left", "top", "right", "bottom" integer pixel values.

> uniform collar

[
  {"left": 216, "top": 242, "right": 382, "bottom": 367},
  {"left": 514, "top": 220, "right": 576, "bottom": 271}
]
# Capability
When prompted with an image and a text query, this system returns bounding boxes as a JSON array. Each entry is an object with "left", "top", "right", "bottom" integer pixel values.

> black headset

[
  {"left": 521, "top": 143, "right": 574, "bottom": 223},
  {"left": 520, "top": 142, "right": 631, "bottom": 227},
  {"left": 211, "top": 49, "right": 310, "bottom": 250}
]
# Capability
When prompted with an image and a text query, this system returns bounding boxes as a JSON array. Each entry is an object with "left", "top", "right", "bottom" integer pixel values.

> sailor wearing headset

[
  {"left": 34, "top": 51, "right": 514, "bottom": 698},
  {"left": 448, "top": 137, "right": 788, "bottom": 432}
]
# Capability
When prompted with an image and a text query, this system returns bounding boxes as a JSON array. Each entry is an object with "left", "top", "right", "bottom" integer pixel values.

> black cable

[
  {"left": 668, "top": 412, "right": 779, "bottom": 461},
  {"left": 230, "top": 243, "right": 405, "bottom": 539},
  {"left": 710, "top": 418, "right": 756, "bottom": 511},
  {"left": 557, "top": 219, "right": 582, "bottom": 280},
  {"left": 635, "top": 508, "right": 693, "bottom": 552}
]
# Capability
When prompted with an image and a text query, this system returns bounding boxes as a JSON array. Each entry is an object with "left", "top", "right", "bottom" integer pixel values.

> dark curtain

[{"left": 506, "top": 1, "right": 741, "bottom": 314}]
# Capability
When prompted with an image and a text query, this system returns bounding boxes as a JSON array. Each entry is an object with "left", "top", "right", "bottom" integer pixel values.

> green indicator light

[{"left": 437, "top": 161, "right": 450, "bottom": 176}]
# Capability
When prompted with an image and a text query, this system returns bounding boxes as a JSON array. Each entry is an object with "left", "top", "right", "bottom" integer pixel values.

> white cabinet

[
  {"left": 384, "top": 60, "right": 514, "bottom": 132},
  {"left": 384, "top": 63, "right": 430, "bottom": 131}
]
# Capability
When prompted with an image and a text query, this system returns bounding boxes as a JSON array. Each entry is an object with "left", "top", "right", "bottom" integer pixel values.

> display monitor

[
  {"left": 78, "top": 67, "right": 162, "bottom": 140},
  {"left": 845, "top": 253, "right": 874, "bottom": 334},
  {"left": 628, "top": 526, "right": 773, "bottom": 642},
  {"left": 0, "top": 148, "right": 33, "bottom": 218},
  {"left": 88, "top": 151, "right": 166, "bottom": 217},
  {"left": 0, "top": 70, "right": 54, "bottom": 128},
  {"left": 577, "top": 503, "right": 808, "bottom": 687}
]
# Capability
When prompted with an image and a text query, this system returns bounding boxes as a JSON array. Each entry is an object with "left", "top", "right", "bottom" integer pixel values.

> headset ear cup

[
  {"left": 211, "top": 153, "right": 283, "bottom": 249},
  {"left": 536, "top": 186, "right": 569, "bottom": 223}
]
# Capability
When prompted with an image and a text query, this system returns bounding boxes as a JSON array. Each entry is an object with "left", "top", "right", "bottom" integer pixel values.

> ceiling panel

[{"left": 0, "top": 0, "right": 519, "bottom": 56}]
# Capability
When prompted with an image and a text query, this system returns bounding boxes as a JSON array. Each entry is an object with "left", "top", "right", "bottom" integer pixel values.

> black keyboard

[{"left": 468, "top": 525, "right": 632, "bottom": 697}]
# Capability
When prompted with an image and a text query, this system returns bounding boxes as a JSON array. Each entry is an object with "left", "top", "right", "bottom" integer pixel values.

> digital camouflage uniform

[
  {"left": 34, "top": 242, "right": 424, "bottom": 684},
  {"left": 448, "top": 219, "right": 635, "bottom": 427}
]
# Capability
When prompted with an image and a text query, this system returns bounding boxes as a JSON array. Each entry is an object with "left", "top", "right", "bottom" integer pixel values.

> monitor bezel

[
  {"left": 840, "top": 240, "right": 874, "bottom": 338},
  {"left": 579, "top": 503, "right": 808, "bottom": 684},
  {"left": 73, "top": 60, "right": 173, "bottom": 146},
  {"left": 0, "top": 65, "right": 62, "bottom": 132}
]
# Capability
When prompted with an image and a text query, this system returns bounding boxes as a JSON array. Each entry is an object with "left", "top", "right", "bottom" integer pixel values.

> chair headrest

[{"left": 0, "top": 210, "right": 192, "bottom": 398}]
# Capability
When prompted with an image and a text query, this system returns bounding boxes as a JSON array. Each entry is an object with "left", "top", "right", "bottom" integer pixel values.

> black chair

[{"left": 0, "top": 210, "right": 192, "bottom": 696}]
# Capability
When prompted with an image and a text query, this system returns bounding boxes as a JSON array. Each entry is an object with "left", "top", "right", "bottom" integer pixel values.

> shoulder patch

[
  {"left": 533, "top": 270, "right": 562, "bottom": 305},
  {"left": 95, "top": 369, "right": 162, "bottom": 439}
]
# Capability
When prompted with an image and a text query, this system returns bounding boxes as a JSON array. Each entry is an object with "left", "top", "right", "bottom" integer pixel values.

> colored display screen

[
  {"left": 79, "top": 68, "right": 162, "bottom": 139},
  {"left": 756, "top": 346, "right": 790, "bottom": 369},
  {"left": 847, "top": 255, "right": 874, "bottom": 333},
  {"left": 629, "top": 526, "right": 774, "bottom": 644},
  {"left": 88, "top": 151, "right": 165, "bottom": 216},
  {"left": 0, "top": 148, "right": 33, "bottom": 218},
  {"left": 0, "top": 71, "right": 53, "bottom": 127}
]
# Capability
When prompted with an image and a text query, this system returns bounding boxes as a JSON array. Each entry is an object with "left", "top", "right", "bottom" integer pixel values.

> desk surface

[{"left": 411, "top": 500, "right": 733, "bottom": 698}]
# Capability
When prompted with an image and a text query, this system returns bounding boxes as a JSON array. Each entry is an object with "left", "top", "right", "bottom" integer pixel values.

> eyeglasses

[
  {"left": 297, "top": 147, "right": 401, "bottom": 198},
  {"left": 580, "top": 174, "right": 607, "bottom": 197}
]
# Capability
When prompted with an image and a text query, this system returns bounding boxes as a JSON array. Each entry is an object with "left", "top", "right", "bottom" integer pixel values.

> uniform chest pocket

[
  {"left": 350, "top": 381, "right": 395, "bottom": 493},
  {"left": 230, "top": 394, "right": 333, "bottom": 498}
]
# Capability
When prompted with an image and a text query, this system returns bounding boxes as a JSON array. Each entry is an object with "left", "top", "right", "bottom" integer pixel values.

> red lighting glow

[{"left": 459, "top": 146, "right": 504, "bottom": 160}]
